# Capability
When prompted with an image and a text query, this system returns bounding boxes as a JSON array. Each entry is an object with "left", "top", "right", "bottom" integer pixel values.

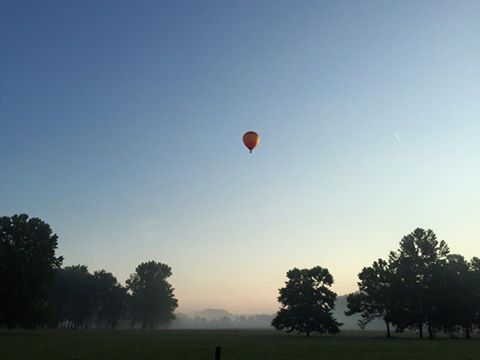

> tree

[
  {"left": 126, "top": 261, "right": 178, "bottom": 329},
  {"left": 348, "top": 229, "right": 480, "bottom": 339},
  {"left": 438, "top": 255, "right": 480, "bottom": 339},
  {"left": 346, "top": 258, "right": 395, "bottom": 337},
  {"left": 271, "top": 266, "right": 341, "bottom": 337},
  {"left": 0, "top": 214, "right": 63, "bottom": 328},
  {"left": 388, "top": 228, "right": 449, "bottom": 338},
  {"left": 50, "top": 265, "right": 96, "bottom": 329},
  {"left": 93, "top": 270, "right": 127, "bottom": 330}
]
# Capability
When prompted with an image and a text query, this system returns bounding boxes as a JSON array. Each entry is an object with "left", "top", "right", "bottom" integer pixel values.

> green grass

[{"left": 1, "top": 330, "right": 479, "bottom": 360}]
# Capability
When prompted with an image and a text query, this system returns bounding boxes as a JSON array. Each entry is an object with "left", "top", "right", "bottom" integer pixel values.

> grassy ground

[{"left": 1, "top": 329, "right": 479, "bottom": 360}]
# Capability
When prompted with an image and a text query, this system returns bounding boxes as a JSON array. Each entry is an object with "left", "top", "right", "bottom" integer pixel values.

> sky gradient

[{"left": 1, "top": 0, "right": 479, "bottom": 314}]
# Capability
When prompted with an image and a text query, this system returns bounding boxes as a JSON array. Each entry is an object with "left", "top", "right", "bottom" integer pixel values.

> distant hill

[{"left": 192, "top": 308, "right": 234, "bottom": 321}]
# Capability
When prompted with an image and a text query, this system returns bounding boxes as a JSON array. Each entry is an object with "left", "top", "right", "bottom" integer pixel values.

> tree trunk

[
  {"left": 385, "top": 321, "right": 391, "bottom": 339},
  {"left": 465, "top": 326, "right": 471, "bottom": 339},
  {"left": 419, "top": 323, "right": 423, "bottom": 339},
  {"left": 306, "top": 331, "right": 310, "bottom": 337}
]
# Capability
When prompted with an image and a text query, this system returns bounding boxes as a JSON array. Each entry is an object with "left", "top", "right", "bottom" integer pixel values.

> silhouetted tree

[
  {"left": 93, "top": 270, "right": 127, "bottom": 330},
  {"left": 346, "top": 258, "right": 395, "bottom": 337},
  {"left": 126, "top": 261, "right": 178, "bottom": 329},
  {"left": 436, "top": 255, "right": 480, "bottom": 339},
  {"left": 388, "top": 228, "right": 449, "bottom": 338},
  {"left": 272, "top": 266, "right": 341, "bottom": 337},
  {"left": 50, "top": 265, "right": 96, "bottom": 329},
  {"left": 0, "top": 214, "right": 63, "bottom": 328}
]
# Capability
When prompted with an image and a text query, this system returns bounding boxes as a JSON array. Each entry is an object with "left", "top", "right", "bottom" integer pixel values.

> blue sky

[{"left": 1, "top": 0, "right": 479, "bottom": 313}]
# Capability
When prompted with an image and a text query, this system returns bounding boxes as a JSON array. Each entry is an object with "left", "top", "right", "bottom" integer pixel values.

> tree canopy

[
  {"left": 0, "top": 214, "right": 63, "bottom": 328},
  {"left": 346, "top": 228, "right": 480, "bottom": 339},
  {"left": 50, "top": 267, "right": 128, "bottom": 330},
  {"left": 1, "top": 214, "right": 178, "bottom": 330},
  {"left": 93, "top": 270, "right": 128, "bottom": 330},
  {"left": 272, "top": 266, "right": 342, "bottom": 337},
  {"left": 126, "top": 261, "right": 178, "bottom": 329},
  {"left": 346, "top": 258, "right": 395, "bottom": 337}
]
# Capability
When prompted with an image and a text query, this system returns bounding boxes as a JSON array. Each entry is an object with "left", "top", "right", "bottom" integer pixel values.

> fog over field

[{"left": 169, "top": 296, "right": 384, "bottom": 330}]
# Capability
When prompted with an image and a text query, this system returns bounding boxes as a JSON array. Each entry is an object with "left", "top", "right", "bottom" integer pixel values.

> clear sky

[{"left": 1, "top": 1, "right": 479, "bottom": 314}]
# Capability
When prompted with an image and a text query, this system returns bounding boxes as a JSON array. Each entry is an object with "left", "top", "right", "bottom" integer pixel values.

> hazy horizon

[{"left": 1, "top": 1, "right": 479, "bottom": 315}]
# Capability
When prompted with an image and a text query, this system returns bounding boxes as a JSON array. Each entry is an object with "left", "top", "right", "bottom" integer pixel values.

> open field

[{"left": 1, "top": 330, "right": 480, "bottom": 360}]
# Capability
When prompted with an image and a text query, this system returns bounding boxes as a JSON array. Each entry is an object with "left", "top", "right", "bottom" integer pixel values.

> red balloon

[{"left": 243, "top": 131, "right": 260, "bottom": 153}]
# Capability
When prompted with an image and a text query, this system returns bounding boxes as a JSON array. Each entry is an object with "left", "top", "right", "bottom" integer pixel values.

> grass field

[{"left": 1, "top": 330, "right": 479, "bottom": 360}]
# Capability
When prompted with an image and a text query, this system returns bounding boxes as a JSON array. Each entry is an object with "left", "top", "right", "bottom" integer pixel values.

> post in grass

[{"left": 214, "top": 346, "right": 221, "bottom": 360}]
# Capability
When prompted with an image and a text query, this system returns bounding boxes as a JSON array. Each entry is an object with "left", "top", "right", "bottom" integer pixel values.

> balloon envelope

[{"left": 243, "top": 131, "right": 260, "bottom": 153}]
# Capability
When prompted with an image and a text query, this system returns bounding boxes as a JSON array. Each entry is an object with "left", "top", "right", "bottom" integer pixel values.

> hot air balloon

[{"left": 243, "top": 131, "right": 260, "bottom": 153}]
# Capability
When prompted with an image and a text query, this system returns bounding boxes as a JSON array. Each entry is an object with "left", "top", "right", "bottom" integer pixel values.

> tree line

[
  {"left": 172, "top": 313, "right": 274, "bottom": 329},
  {"left": 2, "top": 214, "right": 480, "bottom": 338},
  {"left": 346, "top": 228, "right": 480, "bottom": 339},
  {"left": 271, "top": 228, "right": 480, "bottom": 338},
  {"left": 0, "top": 214, "right": 177, "bottom": 329}
]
